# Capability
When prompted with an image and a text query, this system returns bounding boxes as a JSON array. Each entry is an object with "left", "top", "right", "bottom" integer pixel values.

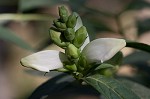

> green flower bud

[
  {"left": 57, "top": 68, "right": 68, "bottom": 72},
  {"left": 64, "top": 28, "right": 75, "bottom": 41},
  {"left": 76, "top": 73, "right": 83, "bottom": 79},
  {"left": 67, "top": 13, "right": 77, "bottom": 28},
  {"left": 66, "top": 44, "right": 79, "bottom": 59},
  {"left": 99, "top": 68, "right": 113, "bottom": 77},
  {"left": 65, "top": 64, "right": 77, "bottom": 72},
  {"left": 59, "top": 6, "right": 68, "bottom": 23},
  {"left": 53, "top": 20, "right": 66, "bottom": 30},
  {"left": 73, "top": 26, "right": 87, "bottom": 48},
  {"left": 78, "top": 54, "right": 88, "bottom": 68},
  {"left": 77, "top": 66, "right": 84, "bottom": 72},
  {"left": 49, "top": 29, "right": 67, "bottom": 48}
]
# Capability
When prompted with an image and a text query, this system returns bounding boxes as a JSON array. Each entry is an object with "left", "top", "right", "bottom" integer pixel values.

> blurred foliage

[
  {"left": 29, "top": 73, "right": 100, "bottom": 99},
  {"left": 0, "top": 14, "right": 52, "bottom": 21},
  {"left": 28, "top": 73, "right": 74, "bottom": 99},
  {"left": 126, "top": 0, "right": 150, "bottom": 10},
  {"left": 137, "top": 19, "right": 150, "bottom": 35},
  {"left": 120, "top": 79, "right": 150, "bottom": 99},
  {"left": 123, "top": 51, "right": 150, "bottom": 87},
  {"left": 0, "top": 0, "right": 18, "bottom": 6},
  {"left": 19, "top": 0, "right": 63, "bottom": 12},
  {"left": 2, "top": 0, "right": 150, "bottom": 49},
  {"left": 0, "top": 26, "right": 33, "bottom": 50}
]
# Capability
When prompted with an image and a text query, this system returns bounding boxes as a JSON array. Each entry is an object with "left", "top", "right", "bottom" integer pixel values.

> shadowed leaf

[
  {"left": 120, "top": 79, "right": 150, "bottom": 99},
  {"left": 84, "top": 74, "right": 140, "bottom": 99},
  {"left": 0, "top": 26, "right": 33, "bottom": 50}
]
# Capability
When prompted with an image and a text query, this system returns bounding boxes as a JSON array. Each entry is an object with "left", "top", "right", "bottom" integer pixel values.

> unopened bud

[
  {"left": 57, "top": 68, "right": 68, "bottom": 72},
  {"left": 73, "top": 26, "right": 87, "bottom": 48},
  {"left": 65, "top": 64, "right": 77, "bottom": 71},
  {"left": 64, "top": 28, "right": 75, "bottom": 41},
  {"left": 66, "top": 44, "right": 79, "bottom": 59},
  {"left": 53, "top": 20, "right": 66, "bottom": 30},
  {"left": 67, "top": 13, "right": 77, "bottom": 28},
  {"left": 78, "top": 54, "right": 88, "bottom": 68},
  {"left": 59, "top": 6, "right": 68, "bottom": 23},
  {"left": 49, "top": 29, "right": 67, "bottom": 47},
  {"left": 99, "top": 68, "right": 113, "bottom": 77}
]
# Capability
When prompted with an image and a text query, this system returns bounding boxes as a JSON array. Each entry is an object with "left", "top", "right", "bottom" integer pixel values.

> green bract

[
  {"left": 66, "top": 44, "right": 79, "bottom": 59},
  {"left": 78, "top": 54, "right": 88, "bottom": 68},
  {"left": 58, "top": 6, "right": 68, "bottom": 23},
  {"left": 73, "top": 26, "right": 87, "bottom": 48},
  {"left": 49, "top": 29, "right": 67, "bottom": 47},
  {"left": 53, "top": 19, "right": 66, "bottom": 30},
  {"left": 65, "top": 64, "right": 77, "bottom": 72},
  {"left": 67, "top": 13, "right": 77, "bottom": 28},
  {"left": 64, "top": 28, "right": 75, "bottom": 41}
]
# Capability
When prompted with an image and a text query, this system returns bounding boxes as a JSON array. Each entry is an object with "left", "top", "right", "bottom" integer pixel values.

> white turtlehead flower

[
  {"left": 21, "top": 38, "right": 126, "bottom": 72},
  {"left": 20, "top": 14, "right": 126, "bottom": 72}
]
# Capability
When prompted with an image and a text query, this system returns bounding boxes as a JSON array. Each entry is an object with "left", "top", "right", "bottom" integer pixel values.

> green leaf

[
  {"left": 126, "top": 41, "right": 150, "bottom": 53},
  {"left": 120, "top": 79, "right": 150, "bottom": 99},
  {"left": 0, "top": 26, "right": 33, "bottom": 51},
  {"left": 84, "top": 74, "right": 140, "bottom": 99},
  {"left": 94, "top": 64, "right": 115, "bottom": 77},
  {"left": 95, "top": 63, "right": 114, "bottom": 71},
  {"left": 105, "top": 52, "right": 123, "bottom": 66}
]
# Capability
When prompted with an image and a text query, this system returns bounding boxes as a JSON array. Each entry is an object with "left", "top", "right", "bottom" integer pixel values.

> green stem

[
  {"left": 82, "top": 64, "right": 100, "bottom": 77},
  {"left": 126, "top": 41, "right": 150, "bottom": 53}
]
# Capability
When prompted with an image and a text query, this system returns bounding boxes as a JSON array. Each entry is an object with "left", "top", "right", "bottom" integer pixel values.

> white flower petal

[
  {"left": 82, "top": 38, "right": 126, "bottom": 63},
  {"left": 81, "top": 35, "right": 90, "bottom": 51},
  {"left": 74, "top": 13, "right": 90, "bottom": 50},
  {"left": 20, "top": 50, "right": 68, "bottom": 72},
  {"left": 74, "top": 12, "right": 83, "bottom": 31}
]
